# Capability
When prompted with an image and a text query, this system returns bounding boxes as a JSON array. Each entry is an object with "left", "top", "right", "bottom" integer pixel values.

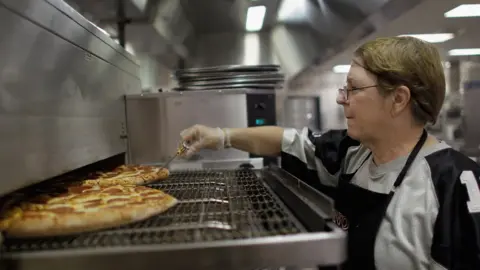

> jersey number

[{"left": 460, "top": 171, "right": 480, "bottom": 213}]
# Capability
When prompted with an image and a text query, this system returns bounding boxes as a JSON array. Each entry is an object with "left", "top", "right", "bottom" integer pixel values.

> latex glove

[{"left": 180, "top": 125, "right": 225, "bottom": 157}]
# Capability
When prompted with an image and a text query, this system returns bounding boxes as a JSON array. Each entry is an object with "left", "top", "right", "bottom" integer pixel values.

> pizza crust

[
  {"left": 83, "top": 166, "right": 169, "bottom": 186},
  {"left": 5, "top": 200, "right": 177, "bottom": 237},
  {"left": 0, "top": 185, "right": 178, "bottom": 238}
]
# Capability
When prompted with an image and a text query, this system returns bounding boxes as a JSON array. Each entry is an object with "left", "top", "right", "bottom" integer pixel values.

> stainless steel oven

[{"left": 125, "top": 89, "right": 278, "bottom": 167}]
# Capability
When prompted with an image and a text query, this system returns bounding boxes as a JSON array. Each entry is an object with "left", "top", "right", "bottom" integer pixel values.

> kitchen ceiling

[
  {"left": 316, "top": 0, "right": 480, "bottom": 73},
  {"left": 62, "top": 0, "right": 430, "bottom": 78}
]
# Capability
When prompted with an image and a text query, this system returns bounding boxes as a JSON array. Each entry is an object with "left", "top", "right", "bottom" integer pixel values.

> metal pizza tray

[
  {"left": 173, "top": 84, "right": 283, "bottom": 91},
  {"left": 0, "top": 166, "right": 346, "bottom": 270},
  {"left": 174, "top": 65, "right": 281, "bottom": 77},
  {"left": 179, "top": 77, "right": 284, "bottom": 87},
  {"left": 175, "top": 72, "right": 285, "bottom": 83}
]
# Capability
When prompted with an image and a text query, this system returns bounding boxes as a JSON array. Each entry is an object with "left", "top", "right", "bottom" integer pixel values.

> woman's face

[{"left": 336, "top": 59, "right": 392, "bottom": 141}]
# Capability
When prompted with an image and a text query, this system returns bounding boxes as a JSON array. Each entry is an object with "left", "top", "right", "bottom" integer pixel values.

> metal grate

[{"left": 1, "top": 169, "right": 306, "bottom": 253}]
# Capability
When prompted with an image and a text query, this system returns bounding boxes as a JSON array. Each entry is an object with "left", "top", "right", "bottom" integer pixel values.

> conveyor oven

[
  {"left": 0, "top": 0, "right": 346, "bottom": 269},
  {"left": 0, "top": 156, "right": 346, "bottom": 270}
]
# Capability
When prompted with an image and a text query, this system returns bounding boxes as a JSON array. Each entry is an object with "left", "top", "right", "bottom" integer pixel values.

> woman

[{"left": 180, "top": 37, "right": 480, "bottom": 269}]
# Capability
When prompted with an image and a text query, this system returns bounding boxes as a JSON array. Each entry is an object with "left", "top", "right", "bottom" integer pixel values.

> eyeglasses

[{"left": 338, "top": 85, "right": 378, "bottom": 101}]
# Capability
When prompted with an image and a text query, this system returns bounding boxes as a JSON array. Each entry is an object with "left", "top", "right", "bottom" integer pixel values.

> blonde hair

[{"left": 354, "top": 36, "right": 446, "bottom": 124}]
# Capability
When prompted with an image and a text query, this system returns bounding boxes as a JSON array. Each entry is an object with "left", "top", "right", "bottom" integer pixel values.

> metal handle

[
  {"left": 177, "top": 141, "right": 190, "bottom": 155},
  {"left": 164, "top": 141, "right": 191, "bottom": 168}
]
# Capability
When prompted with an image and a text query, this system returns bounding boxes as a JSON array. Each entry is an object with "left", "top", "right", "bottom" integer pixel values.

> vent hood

[
  {"left": 64, "top": 0, "right": 425, "bottom": 78},
  {"left": 273, "top": 0, "right": 426, "bottom": 79},
  {"left": 182, "top": 0, "right": 425, "bottom": 78},
  {"left": 63, "top": 0, "right": 194, "bottom": 69}
]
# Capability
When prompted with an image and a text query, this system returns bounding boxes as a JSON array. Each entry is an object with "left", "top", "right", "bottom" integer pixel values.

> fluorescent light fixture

[
  {"left": 399, "top": 33, "right": 454, "bottom": 43},
  {"left": 333, "top": 65, "right": 351, "bottom": 73},
  {"left": 131, "top": 0, "right": 147, "bottom": 12},
  {"left": 277, "top": 0, "right": 308, "bottom": 23},
  {"left": 445, "top": 4, "right": 480, "bottom": 18},
  {"left": 246, "top": 5, "right": 266, "bottom": 32},
  {"left": 448, "top": 48, "right": 480, "bottom": 56},
  {"left": 243, "top": 33, "right": 260, "bottom": 65}
]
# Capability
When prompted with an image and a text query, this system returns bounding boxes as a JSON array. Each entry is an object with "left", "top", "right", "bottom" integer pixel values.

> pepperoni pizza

[{"left": 0, "top": 184, "right": 177, "bottom": 238}]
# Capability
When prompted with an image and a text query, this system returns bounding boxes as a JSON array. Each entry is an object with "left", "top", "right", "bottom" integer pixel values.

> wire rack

[{"left": 1, "top": 169, "right": 306, "bottom": 253}]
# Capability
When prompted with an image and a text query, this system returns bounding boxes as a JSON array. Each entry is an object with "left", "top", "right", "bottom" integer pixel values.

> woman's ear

[{"left": 390, "top": 85, "right": 411, "bottom": 117}]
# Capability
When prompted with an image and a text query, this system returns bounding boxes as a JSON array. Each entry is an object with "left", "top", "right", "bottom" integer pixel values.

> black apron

[{"left": 333, "top": 130, "right": 428, "bottom": 270}]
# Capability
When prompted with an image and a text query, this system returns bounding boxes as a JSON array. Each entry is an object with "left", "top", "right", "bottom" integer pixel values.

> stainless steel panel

[
  {"left": 0, "top": 0, "right": 141, "bottom": 196},
  {"left": 179, "top": 0, "right": 281, "bottom": 34},
  {"left": 1, "top": 0, "right": 139, "bottom": 77},
  {"left": 271, "top": 25, "right": 322, "bottom": 77},
  {"left": 283, "top": 96, "right": 321, "bottom": 131},
  {"left": 137, "top": 54, "right": 175, "bottom": 91},
  {"left": 187, "top": 32, "right": 279, "bottom": 68},
  {"left": 126, "top": 91, "right": 250, "bottom": 165}
]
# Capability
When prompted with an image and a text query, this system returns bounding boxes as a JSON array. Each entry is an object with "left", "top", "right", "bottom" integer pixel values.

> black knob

[{"left": 255, "top": 103, "right": 266, "bottom": 110}]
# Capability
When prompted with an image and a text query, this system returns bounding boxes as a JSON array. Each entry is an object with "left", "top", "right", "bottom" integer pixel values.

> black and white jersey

[{"left": 280, "top": 128, "right": 480, "bottom": 270}]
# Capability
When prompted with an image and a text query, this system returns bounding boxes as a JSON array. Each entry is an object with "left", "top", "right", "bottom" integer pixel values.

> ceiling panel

[
  {"left": 317, "top": 0, "right": 480, "bottom": 70},
  {"left": 180, "top": 0, "right": 281, "bottom": 33}
]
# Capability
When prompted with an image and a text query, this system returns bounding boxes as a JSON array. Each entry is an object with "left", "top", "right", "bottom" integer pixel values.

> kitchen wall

[
  {"left": 460, "top": 60, "right": 480, "bottom": 155},
  {"left": 283, "top": 71, "right": 347, "bottom": 130},
  {"left": 137, "top": 53, "right": 176, "bottom": 91}
]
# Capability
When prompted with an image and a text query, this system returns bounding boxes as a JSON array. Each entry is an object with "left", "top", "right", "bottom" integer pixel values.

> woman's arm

[
  {"left": 179, "top": 125, "right": 283, "bottom": 157},
  {"left": 227, "top": 126, "right": 284, "bottom": 156},
  {"left": 180, "top": 125, "right": 358, "bottom": 190}
]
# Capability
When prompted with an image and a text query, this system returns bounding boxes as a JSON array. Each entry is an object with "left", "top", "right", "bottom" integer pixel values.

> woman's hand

[
  {"left": 180, "top": 125, "right": 284, "bottom": 157},
  {"left": 180, "top": 125, "right": 225, "bottom": 157}
]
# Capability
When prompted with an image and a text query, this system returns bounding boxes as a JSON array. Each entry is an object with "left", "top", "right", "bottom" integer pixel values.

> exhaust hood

[
  {"left": 63, "top": 0, "right": 194, "bottom": 68},
  {"left": 63, "top": 0, "right": 425, "bottom": 79},
  {"left": 183, "top": 0, "right": 425, "bottom": 79},
  {"left": 273, "top": 0, "right": 426, "bottom": 79}
]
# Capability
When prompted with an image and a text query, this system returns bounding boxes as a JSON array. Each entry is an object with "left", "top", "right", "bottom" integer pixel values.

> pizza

[
  {"left": 0, "top": 185, "right": 177, "bottom": 238},
  {"left": 83, "top": 165, "right": 169, "bottom": 186}
]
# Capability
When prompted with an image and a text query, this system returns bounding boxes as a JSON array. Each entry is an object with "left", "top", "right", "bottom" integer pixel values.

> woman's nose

[{"left": 336, "top": 92, "right": 346, "bottom": 105}]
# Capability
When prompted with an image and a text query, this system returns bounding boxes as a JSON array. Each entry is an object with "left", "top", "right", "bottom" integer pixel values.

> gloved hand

[{"left": 180, "top": 125, "right": 226, "bottom": 157}]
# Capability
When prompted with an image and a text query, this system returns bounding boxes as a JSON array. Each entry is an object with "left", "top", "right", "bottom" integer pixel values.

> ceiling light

[
  {"left": 131, "top": 0, "right": 147, "bottom": 12},
  {"left": 399, "top": 33, "right": 454, "bottom": 43},
  {"left": 246, "top": 5, "right": 267, "bottom": 32},
  {"left": 333, "top": 65, "right": 350, "bottom": 73},
  {"left": 445, "top": 4, "right": 480, "bottom": 18},
  {"left": 448, "top": 48, "right": 480, "bottom": 56},
  {"left": 277, "top": 0, "right": 307, "bottom": 23}
]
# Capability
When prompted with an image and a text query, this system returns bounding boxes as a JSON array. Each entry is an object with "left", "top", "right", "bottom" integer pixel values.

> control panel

[{"left": 246, "top": 92, "right": 278, "bottom": 166}]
